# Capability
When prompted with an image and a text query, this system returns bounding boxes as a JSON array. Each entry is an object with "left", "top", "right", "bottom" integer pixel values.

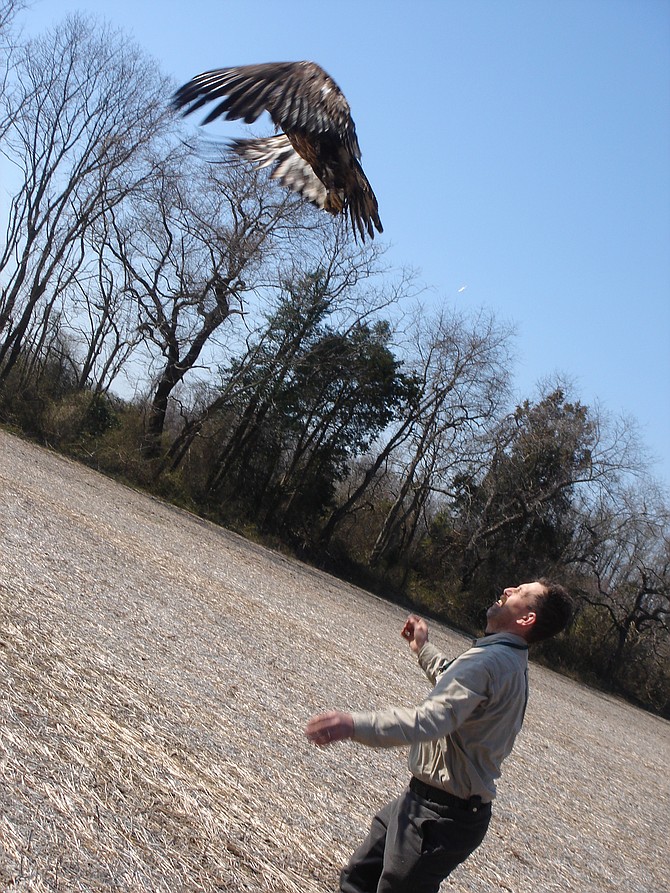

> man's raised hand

[{"left": 401, "top": 614, "right": 428, "bottom": 654}]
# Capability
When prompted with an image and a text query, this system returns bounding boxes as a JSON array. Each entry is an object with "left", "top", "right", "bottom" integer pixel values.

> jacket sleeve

[
  {"left": 416, "top": 642, "right": 452, "bottom": 684},
  {"left": 350, "top": 650, "right": 490, "bottom": 748}
]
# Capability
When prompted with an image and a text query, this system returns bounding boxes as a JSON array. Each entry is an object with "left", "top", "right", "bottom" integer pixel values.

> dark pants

[{"left": 340, "top": 785, "right": 491, "bottom": 893}]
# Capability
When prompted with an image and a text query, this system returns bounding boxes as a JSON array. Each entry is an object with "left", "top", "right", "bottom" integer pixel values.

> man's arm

[
  {"left": 305, "top": 614, "right": 464, "bottom": 748},
  {"left": 305, "top": 614, "right": 425, "bottom": 748},
  {"left": 402, "top": 614, "right": 450, "bottom": 684},
  {"left": 347, "top": 667, "right": 487, "bottom": 748},
  {"left": 305, "top": 661, "right": 489, "bottom": 749}
]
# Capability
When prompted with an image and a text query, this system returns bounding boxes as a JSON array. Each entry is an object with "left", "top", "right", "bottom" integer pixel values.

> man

[{"left": 304, "top": 579, "right": 573, "bottom": 893}]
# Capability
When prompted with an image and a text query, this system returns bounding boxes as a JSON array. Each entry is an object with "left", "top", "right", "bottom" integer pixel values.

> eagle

[{"left": 172, "top": 61, "right": 383, "bottom": 242}]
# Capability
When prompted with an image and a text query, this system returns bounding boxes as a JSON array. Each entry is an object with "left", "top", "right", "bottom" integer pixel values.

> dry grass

[{"left": 0, "top": 429, "right": 668, "bottom": 893}]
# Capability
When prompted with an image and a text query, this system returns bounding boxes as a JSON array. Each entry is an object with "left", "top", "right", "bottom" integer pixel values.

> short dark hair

[{"left": 526, "top": 578, "right": 573, "bottom": 643}]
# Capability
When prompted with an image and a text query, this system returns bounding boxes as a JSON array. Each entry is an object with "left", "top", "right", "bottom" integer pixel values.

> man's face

[{"left": 485, "top": 581, "right": 545, "bottom": 635}]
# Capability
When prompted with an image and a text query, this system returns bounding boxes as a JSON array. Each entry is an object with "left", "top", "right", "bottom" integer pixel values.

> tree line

[{"left": 1, "top": 5, "right": 668, "bottom": 715}]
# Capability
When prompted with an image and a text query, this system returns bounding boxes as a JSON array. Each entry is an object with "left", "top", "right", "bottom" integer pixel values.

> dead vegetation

[{"left": 0, "top": 428, "right": 667, "bottom": 892}]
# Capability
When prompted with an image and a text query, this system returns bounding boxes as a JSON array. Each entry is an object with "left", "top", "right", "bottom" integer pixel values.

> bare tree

[
  {"left": 62, "top": 219, "right": 142, "bottom": 394},
  {"left": 569, "top": 484, "right": 670, "bottom": 688},
  {"left": 99, "top": 146, "right": 336, "bottom": 460},
  {"left": 433, "top": 384, "right": 645, "bottom": 600},
  {"left": 152, "top": 207, "right": 395, "bottom": 476},
  {"left": 0, "top": 14, "right": 172, "bottom": 384},
  {"left": 318, "top": 307, "right": 511, "bottom": 557},
  {"left": 0, "top": 0, "right": 22, "bottom": 34},
  {"left": 0, "top": 1, "right": 24, "bottom": 118},
  {"left": 367, "top": 308, "right": 511, "bottom": 566}
]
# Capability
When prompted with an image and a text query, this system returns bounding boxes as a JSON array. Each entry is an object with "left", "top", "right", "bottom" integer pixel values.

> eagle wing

[{"left": 172, "top": 62, "right": 361, "bottom": 160}]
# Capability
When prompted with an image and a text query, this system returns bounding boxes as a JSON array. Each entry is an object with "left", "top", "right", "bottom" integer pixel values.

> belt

[{"left": 409, "top": 777, "right": 490, "bottom": 813}]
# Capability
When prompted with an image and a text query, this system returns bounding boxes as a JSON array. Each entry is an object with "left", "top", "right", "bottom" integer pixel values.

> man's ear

[{"left": 516, "top": 611, "right": 537, "bottom": 630}]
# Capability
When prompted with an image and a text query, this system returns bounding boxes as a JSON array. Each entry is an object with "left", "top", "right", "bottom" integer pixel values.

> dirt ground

[{"left": 0, "top": 429, "right": 668, "bottom": 892}]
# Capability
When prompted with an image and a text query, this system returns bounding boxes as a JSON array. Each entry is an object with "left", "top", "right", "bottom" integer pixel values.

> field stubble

[{"left": 0, "top": 430, "right": 667, "bottom": 892}]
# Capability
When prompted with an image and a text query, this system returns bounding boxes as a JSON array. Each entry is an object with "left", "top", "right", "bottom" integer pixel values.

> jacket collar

[{"left": 473, "top": 631, "right": 529, "bottom": 650}]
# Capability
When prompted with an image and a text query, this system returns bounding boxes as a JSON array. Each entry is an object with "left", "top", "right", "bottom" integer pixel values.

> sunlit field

[{"left": 1, "top": 429, "right": 667, "bottom": 892}]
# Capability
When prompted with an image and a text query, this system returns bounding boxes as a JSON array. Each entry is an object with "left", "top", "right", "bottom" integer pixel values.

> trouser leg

[
  {"left": 342, "top": 787, "right": 491, "bottom": 893},
  {"left": 340, "top": 797, "right": 397, "bottom": 893},
  {"left": 377, "top": 789, "right": 491, "bottom": 893}
]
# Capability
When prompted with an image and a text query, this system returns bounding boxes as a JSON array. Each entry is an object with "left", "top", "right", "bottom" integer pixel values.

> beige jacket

[{"left": 350, "top": 632, "right": 529, "bottom": 802}]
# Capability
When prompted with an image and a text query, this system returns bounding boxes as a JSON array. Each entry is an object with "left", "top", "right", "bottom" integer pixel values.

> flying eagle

[{"left": 172, "top": 61, "right": 383, "bottom": 242}]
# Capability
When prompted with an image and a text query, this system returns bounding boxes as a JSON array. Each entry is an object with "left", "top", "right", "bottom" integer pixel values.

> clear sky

[{"left": 13, "top": 0, "right": 670, "bottom": 486}]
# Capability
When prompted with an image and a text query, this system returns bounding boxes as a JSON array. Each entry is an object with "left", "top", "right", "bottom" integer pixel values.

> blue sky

[{"left": 15, "top": 0, "right": 670, "bottom": 485}]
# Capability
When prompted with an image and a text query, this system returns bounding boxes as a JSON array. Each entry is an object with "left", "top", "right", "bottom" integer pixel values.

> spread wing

[{"left": 172, "top": 61, "right": 362, "bottom": 160}]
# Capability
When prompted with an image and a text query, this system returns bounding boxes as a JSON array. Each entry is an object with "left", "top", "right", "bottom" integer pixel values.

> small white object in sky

[{"left": 458, "top": 285, "right": 468, "bottom": 294}]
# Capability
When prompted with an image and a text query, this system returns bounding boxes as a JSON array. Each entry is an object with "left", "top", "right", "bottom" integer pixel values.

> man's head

[{"left": 486, "top": 579, "right": 573, "bottom": 643}]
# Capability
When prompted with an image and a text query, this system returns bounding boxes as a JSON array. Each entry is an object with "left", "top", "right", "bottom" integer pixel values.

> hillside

[{"left": 0, "top": 429, "right": 667, "bottom": 892}]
